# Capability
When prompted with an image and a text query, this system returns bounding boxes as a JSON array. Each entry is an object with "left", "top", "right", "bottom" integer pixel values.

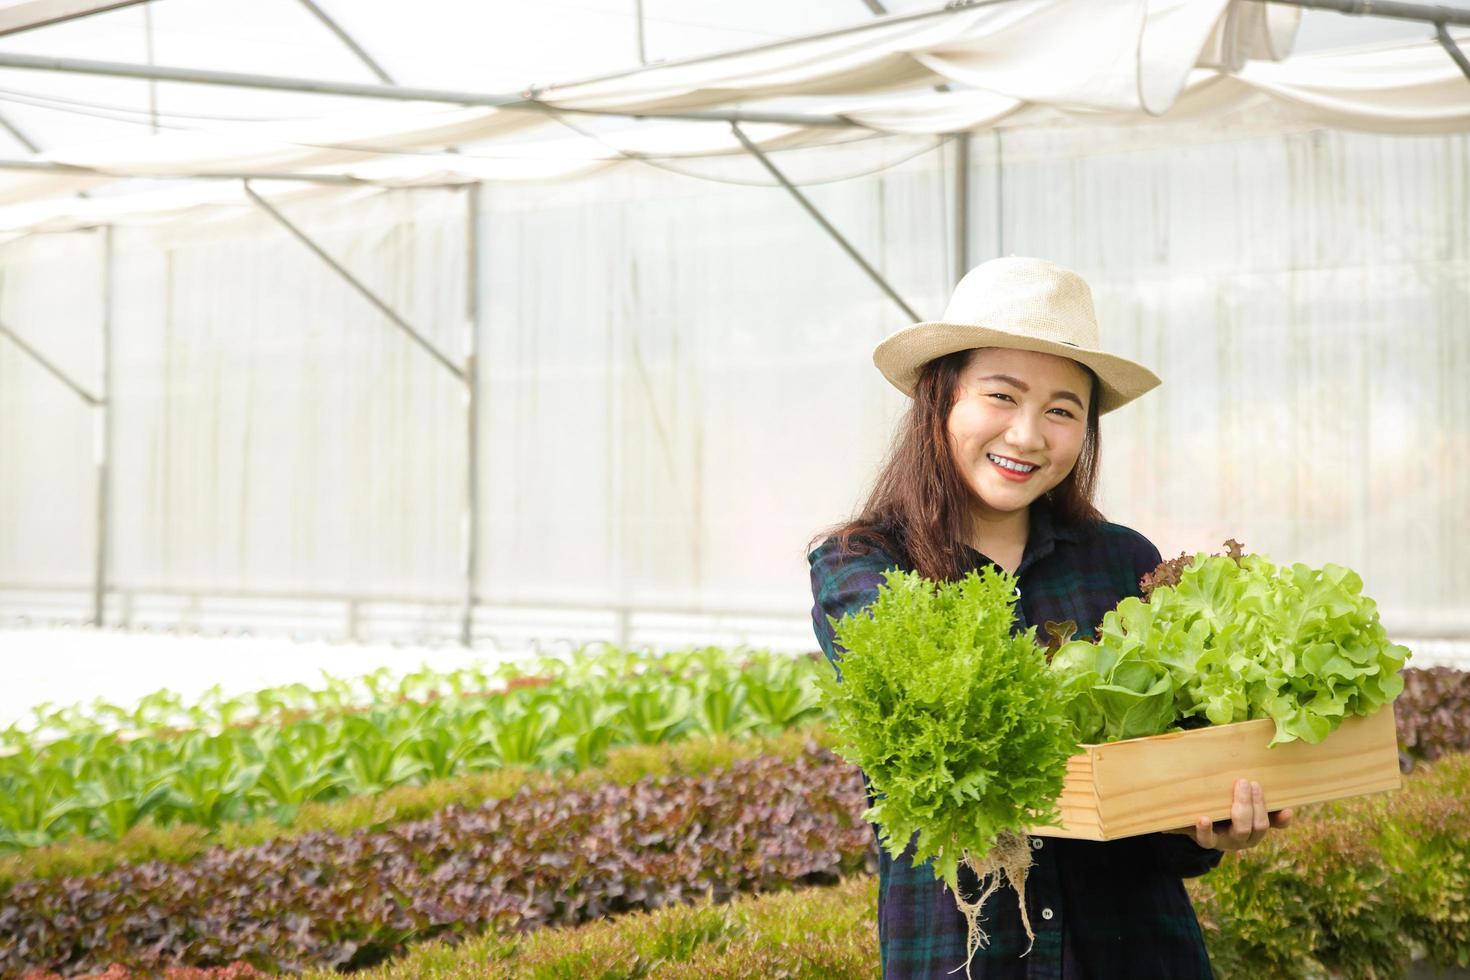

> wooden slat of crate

[{"left": 1027, "top": 706, "right": 1401, "bottom": 841}]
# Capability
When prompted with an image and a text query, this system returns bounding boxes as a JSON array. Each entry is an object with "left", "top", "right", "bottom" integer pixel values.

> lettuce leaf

[
  {"left": 1050, "top": 553, "right": 1411, "bottom": 747},
  {"left": 817, "top": 566, "right": 1078, "bottom": 890}
]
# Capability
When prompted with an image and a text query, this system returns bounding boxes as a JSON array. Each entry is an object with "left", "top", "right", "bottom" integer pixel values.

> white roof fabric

[{"left": 0, "top": 0, "right": 1465, "bottom": 231}]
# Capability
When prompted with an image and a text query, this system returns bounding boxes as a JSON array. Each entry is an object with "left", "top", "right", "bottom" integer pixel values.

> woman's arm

[
  {"left": 807, "top": 536, "right": 902, "bottom": 679},
  {"left": 1135, "top": 832, "right": 1225, "bottom": 878}
]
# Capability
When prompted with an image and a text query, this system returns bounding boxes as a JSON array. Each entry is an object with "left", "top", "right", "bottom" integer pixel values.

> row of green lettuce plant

[
  {"left": 5, "top": 646, "right": 800, "bottom": 746},
  {"left": 0, "top": 741, "right": 874, "bottom": 976},
  {"left": 307, "top": 874, "right": 882, "bottom": 980},
  {"left": 0, "top": 647, "right": 826, "bottom": 853}
]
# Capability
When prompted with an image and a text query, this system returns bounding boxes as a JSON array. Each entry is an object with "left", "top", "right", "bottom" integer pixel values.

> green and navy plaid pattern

[{"left": 808, "top": 499, "right": 1223, "bottom": 979}]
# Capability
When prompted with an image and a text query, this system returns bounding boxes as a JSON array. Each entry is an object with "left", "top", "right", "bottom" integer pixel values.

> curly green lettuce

[
  {"left": 817, "top": 566, "right": 1078, "bottom": 890},
  {"left": 1050, "top": 554, "right": 1411, "bottom": 747}
]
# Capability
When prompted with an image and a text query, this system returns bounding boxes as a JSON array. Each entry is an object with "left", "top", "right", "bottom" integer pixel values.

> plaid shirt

[{"left": 808, "top": 499, "right": 1223, "bottom": 979}]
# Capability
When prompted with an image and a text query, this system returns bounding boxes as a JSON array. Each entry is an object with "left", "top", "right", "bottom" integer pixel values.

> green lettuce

[
  {"left": 1050, "top": 554, "right": 1411, "bottom": 747},
  {"left": 817, "top": 566, "right": 1078, "bottom": 890}
]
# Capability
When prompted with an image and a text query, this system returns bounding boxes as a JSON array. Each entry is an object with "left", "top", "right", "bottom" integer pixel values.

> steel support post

[
  {"left": 633, "top": 0, "right": 648, "bottom": 64},
  {"left": 993, "top": 129, "right": 1004, "bottom": 256},
  {"left": 242, "top": 181, "right": 465, "bottom": 382},
  {"left": 93, "top": 225, "right": 113, "bottom": 626},
  {"left": 954, "top": 133, "right": 970, "bottom": 283},
  {"left": 460, "top": 183, "right": 481, "bottom": 647},
  {"left": 728, "top": 122, "right": 923, "bottom": 322}
]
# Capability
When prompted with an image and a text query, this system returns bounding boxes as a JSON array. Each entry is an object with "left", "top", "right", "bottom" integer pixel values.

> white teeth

[{"left": 988, "top": 453, "right": 1036, "bottom": 473}]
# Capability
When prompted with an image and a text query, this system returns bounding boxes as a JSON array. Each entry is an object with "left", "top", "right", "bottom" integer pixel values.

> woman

[{"left": 807, "top": 257, "right": 1291, "bottom": 979}]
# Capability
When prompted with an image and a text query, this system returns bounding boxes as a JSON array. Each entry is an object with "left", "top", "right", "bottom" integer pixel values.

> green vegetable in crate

[
  {"left": 817, "top": 565, "right": 1078, "bottom": 964},
  {"left": 1049, "top": 544, "right": 1411, "bottom": 746}
]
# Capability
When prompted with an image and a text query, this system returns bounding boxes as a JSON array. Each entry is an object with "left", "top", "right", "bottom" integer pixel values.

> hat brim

[{"left": 872, "top": 321, "right": 1161, "bottom": 415}]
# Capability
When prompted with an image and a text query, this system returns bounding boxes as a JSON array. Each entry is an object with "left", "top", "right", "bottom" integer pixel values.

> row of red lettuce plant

[
  {"left": 14, "top": 743, "right": 1470, "bottom": 980},
  {"left": 0, "top": 743, "right": 873, "bottom": 976}
]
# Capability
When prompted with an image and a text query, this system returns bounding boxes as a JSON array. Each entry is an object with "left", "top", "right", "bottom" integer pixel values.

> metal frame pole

[
  {"left": 0, "top": 51, "right": 854, "bottom": 128},
  {"left": 0, "top": 113, "right": 40, "bottom": 153},
  {"left": 728, "top": 122, "right": 923, "bottom": 322},
  {"left": 0, "top": 159, "right": 385, "bottom": 186},
  {"left": 92, "top": 225, "right": 113, "bottom": 626},
  {"left": 1436, "top": 22, "right": 1470, "bottom": 80},
  {"left": 993, "top": 129, "right": 1004, "bottom": 257},
  {"left": 141, "top": 1, "right": 158, "bottom": 135},
  {"left": 0, "top": 320, "right": 102, "bottom": 404},
  {"left": 460, "top": 182, "right": 480, "bottom": 646},
  {"left": 954, "top": 132, "right": 970, "bottom": 283},
  {"left": 633, "top": 0, "right": 648, "bottom": 65},
  {"left": 0, "top": 0, "right": 148, "bottom": 37},
  {"left": 1268, "top": 0, "right": 1470, "bottom": 81},
  {"left": 242, "top": 181, "right": 464, "bottom": 381},
  {"left": 1267, "top": 0, "right": 1470, "bottom": 27},
  {"left": 295, "top": 0, "right": 395, "bottom": 84}
]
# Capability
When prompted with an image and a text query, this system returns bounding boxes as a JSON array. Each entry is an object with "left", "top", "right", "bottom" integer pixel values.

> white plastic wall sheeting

[
  {"left": 968, "top": 120, "right": 1470, "bottom": 642},
  {"left": 0, "top": 231, "right": 105, "bottom": 586},
  {"left": 475, "top": 136, "right": 959, "bottom": 615},
  {"left": 0, "top": 122, "right": 1465, "bottom": 659},
  {"left": 0, "top": 187, "right": 472, "bottom": 600}
]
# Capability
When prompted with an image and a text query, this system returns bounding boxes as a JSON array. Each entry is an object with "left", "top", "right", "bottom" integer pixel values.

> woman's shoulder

[
  {"left": 1065, "top": 518, "right": 1164, "bottom": 577},
  {"left": 805, "top": 528, "right": 905, "bottom": 581},
  {"left": 807, "top": 525, "right": 907, "bottom": 575}
]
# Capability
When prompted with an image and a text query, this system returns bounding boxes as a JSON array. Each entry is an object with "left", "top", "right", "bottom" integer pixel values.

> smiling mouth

[{"left": 987, "top": 453, "right": 1039, "bottom": 474}]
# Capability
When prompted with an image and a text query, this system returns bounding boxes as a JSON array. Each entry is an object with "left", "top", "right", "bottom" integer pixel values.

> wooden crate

[{"left": 1027, "top": 705, "right": 1402, "bottom": 841}]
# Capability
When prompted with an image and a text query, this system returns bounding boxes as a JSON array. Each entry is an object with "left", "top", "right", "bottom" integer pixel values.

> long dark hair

[{"left": 809, "top": 348, "right": 1104, "bottom": 582}]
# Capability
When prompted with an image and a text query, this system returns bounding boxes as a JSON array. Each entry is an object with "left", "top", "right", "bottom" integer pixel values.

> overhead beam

[
  {"left": 242, "top": 180, "right": 465, "bottom": 382},
  {"left": 1266, "top": 0, "right": 1470, "bottom": 27},
  {"left": 0, "top": 0, "right": 147, "bottom": 37},
  {"left": 0, "top": 157, "right": 392, "bottom": 185},
  {"left": 0, "top": 319, "right": 103, "bottom": 404},
  {"left": 729, "top": 122, "right": 922, "bottom": 322},
  {"left": 0, "top": 51, "right": 855, "bottom": 128},
  {"left": 558, "top": 0, "right": 1005, "bottom": 90}
]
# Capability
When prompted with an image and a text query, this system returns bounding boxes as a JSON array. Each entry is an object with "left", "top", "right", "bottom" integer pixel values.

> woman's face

[{"left": 946, "top": 347, "right": 1092, "bottom": 522}]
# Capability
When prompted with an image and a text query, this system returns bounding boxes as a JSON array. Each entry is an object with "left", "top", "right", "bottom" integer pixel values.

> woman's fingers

[
  {"left": 1197, "top": 780, "right": 1279, "bottom": 851},
  {"left": 1250, "top": 781, "right": 1270, "bottom": 845},
  {"left": 1231, "top": 778, "right": 1255, "bottom": 841},
  {"left": 1193, "top": 815, "right": 1214, "bottom": 849},
  {"left": 1190, "top": 783, "right": 1294, "bottom": 851}
]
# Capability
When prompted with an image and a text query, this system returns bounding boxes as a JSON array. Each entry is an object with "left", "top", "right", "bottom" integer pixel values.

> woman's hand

[{"left": 1173, "top": 778, "right": 1293, "bottom": 852}]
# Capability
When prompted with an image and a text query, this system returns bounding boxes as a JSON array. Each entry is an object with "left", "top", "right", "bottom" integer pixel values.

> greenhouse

[{"left": 0, "top": 0, "right": 1467, "bottom": 976}]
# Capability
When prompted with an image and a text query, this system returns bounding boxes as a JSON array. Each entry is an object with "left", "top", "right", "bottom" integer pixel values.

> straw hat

[{"left": 872, "top": 256, "right": 1161, "bottom": 415}]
